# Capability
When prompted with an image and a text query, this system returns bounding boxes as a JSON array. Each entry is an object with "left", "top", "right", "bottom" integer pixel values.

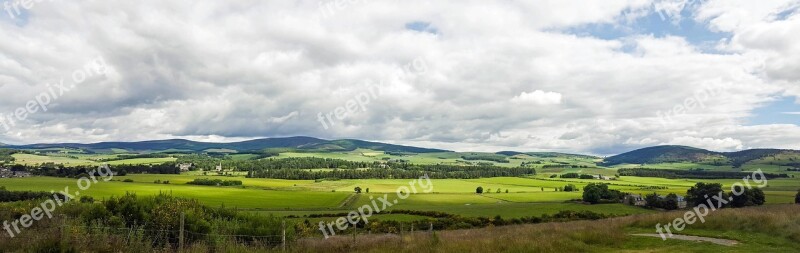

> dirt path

[{"left": 631, "top": 234, "right": 739, "bottom": 246}]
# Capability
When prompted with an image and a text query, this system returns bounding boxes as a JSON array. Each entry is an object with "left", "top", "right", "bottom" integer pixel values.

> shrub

[
  {"left": 582, "top": 183, "right": 623, "bottom": 204},
  {"left": 186, "top": 178, "right": 242, "bottom": 186},
  {"left": 729, "top": 186, "right": 766, "bottom": 207},
  {"left": 123, "top": 179, "right": 134, "bottom": 183},
  {"left": 686, "top": 182, "right": 723, "bottom": 207},
  {"left": 476, "top": 186, "right": 483, "bottom": 194},
  {"left": 796, "top": 189, "right": 800, "bottom": 204}
]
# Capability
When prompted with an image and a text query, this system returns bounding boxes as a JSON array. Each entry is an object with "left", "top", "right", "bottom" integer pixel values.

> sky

[{"left": 0, "top": 0, "right": 799, "bottom": 155}]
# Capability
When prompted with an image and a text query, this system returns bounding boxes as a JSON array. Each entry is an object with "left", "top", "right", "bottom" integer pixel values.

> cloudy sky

[{"left": 1, "top": 0, "right": 799, "bottom": 155}]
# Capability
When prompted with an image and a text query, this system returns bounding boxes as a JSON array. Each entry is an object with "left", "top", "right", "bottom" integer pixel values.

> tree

[
  {"left": 686, "top": 182, "right": 724, "bottom": 207},
  {"left": 662, "top": 193, "right": 679, "bottom": 210},
  {"left": 582, "top": 183, "right": 606, "bottom": 204},
  {"left": 496, "top": 188, "right": 501, "bottom": 193},
  {"left": 644, "top": 192, "right": 660, "bottom": 208},
  {"left": 563, "top": 184, "right": 577, "bottom": 192},
  {"left": 795, "top": 189, "right": 800, "bottom": 204},
  {"left": 730, "top": 186, "right": 765, "bottom": 207},
  {"left": 366, "top": 188, "right": 370, "bottom": 193},
  {"left": 505, "top": 189, "right": 509, "bottom": 193},
  {"left": 476, "top": 186, "right": 483, "bottom": 194},
  {"left": 354, "top": 186, "right": 362, "bottom": 194}
]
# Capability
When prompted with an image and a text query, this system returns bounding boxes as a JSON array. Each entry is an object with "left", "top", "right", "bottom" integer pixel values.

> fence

[{"left": 0, "top": 210, "right": 443, "bottom": 252}]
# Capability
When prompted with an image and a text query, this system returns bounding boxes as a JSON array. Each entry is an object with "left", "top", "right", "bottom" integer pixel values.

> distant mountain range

[
  {"left": 3, "top": 137, "right": 799, "bottom": 168},
  {"left": 603, "top": 145, "right": 800, "bottom": 168},
  {"left": 3, "top": 136, "right": 449, "bottom": 154}
]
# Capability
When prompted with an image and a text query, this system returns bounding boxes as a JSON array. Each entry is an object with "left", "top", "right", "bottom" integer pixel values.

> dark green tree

[
  {"left": 476, "top": 186, "right": 483, "bottom": 194},
  {"left": 795, "top": 189, "right": 800, "bottom": 204},
  {"left": 730, "top": 186, "right": 765, "bottom": 207},
  {"left": 582, "top": 183, "right": 606, "bottom": 204},
  {"left": 686, "top": 182, "right": 724, "bottom": 207}
]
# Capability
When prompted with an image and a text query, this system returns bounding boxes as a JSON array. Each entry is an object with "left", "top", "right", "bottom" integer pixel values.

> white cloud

[
  {"left": 512, "top": 90, "right": 563, "bottom": 105},
  {"left": 0, "top": 0, "right": 799, "bottom": 155}
]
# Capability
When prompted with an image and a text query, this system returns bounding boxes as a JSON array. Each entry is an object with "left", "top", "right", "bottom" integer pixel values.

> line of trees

[
  {"left": 685, "top": 182, "right": 765, "bottom": 208},
  {"left": 248, "top": 166, "right": 535, "bottom": 179},
  {"left": 582, "top": 183, "right": 624, "bottom": 204},
  {"left": 0, "top": 149, "right": 16, "bottom": 164},
  {"left": 22, "top": 163, "right": 181, "bottom": 177},
  {"left": 0, "top": 186, "right": 68, "bottom": 202},
  {"left": 186, "top": 178, "right": 243, "bottom": 186},
  {"left": 618, "top": 168, "right": 789, "bottom": 179},
  {"left": 644, "top": 193, "right": 679, "bottom": 210},
  {"left": 292, "top": 209, "right": 612, "bottom": 237}
]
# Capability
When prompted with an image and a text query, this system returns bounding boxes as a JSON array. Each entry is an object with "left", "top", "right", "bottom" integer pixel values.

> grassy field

[
  {"left": 11, "top": 153, "right": 178, "bottom": 166},
  {"left": 295, "top": 204, "right": 800, "bottom": 253}
]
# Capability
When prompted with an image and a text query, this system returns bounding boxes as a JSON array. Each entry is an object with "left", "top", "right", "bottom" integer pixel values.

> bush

[
  {"left": 796, "top": 189, "right": 800, "bottom": 204},
  {"left": 582, "top": 183, "right": 623, "bottom": 204},
  {"left": 644, "top": 193, "right": 679, "bottom": 210},
  {"left": 123, "top": 179, "right": 134, "bottom": 183},
  {"left": 476, "top": 186, "right": 483, "bottom": 194},
  {"left": 686, "top": 182, "right": 723, "bottom": 207},
  {"left": 563, "top": 184, "right": 577, "bottom": 192},
  {"left": 186, "top": 178, "right": 243, "bottom": 186},
  {"left": 560, "top": 173, "right": 579, "bottom": 178},
  {"left": 729, "top": 186, "right": 766, "bottom": 207}
]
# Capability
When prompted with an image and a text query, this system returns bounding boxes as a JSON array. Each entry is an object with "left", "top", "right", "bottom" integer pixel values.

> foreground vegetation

[{"left": 1, "top": 195, "right": 797, "bottom": 252}]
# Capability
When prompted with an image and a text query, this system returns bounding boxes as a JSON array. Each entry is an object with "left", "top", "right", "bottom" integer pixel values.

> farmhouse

[
  {"left": 178, "top": 163, "right": 192, "bottom": 172},
  {"left": 624, "top": 194, "right": 647, "bottom": 206}
]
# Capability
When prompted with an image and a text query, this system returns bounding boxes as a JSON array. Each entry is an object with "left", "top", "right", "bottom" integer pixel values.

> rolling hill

[
  {"left": 603, "top": 145, "right": 800, "bottom": 168},
  {"left": 3, "top": 136, "right": 450, "bottom": 154}
]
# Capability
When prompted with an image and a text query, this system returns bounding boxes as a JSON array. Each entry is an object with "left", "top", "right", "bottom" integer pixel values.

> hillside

[
  {"left": 496, "top": 151, "right": 600, "bottom": 159},
  {"left": 604, "top": 145, "right": 800, "bottom": 168},
  {"left": 4, "top": 136, "right": 450, "bottom": 154}
]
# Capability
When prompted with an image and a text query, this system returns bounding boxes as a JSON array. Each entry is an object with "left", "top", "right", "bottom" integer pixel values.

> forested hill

[
  {"left": 603, "top": 145, "right": 800, "bottom": 168},
  {"left": 3, "top": 136, "right": 450, "bottom": 154}
]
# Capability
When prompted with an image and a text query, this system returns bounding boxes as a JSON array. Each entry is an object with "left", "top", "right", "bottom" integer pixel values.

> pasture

[{"left": 3, "top": 171, "right": 797, "bottom": 223}]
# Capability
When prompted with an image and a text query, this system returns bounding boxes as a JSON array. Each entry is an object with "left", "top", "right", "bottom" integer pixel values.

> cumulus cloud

[
  {"left": 512, "top": 90, "right": 563, "bottom": 105},
  {"left": 0, "top": 0, "right": 799, "bottom": 155}
]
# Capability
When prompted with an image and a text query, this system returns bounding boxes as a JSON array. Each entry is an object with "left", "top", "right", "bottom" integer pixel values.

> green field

[
  {"left": 11, "top": 153, "right": 178, "bottom": 166},
  {"left": 3, "top": 149, "right": 800, "bottom": 225},
  {"left": 3, "top": 172, "right": 796, "bottom": 222}
]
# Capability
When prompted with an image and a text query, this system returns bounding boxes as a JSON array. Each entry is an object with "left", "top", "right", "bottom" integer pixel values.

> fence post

[
  {"left": 411, "top": 224, "right": 414, "bottom": 234},
  {"left": 429, "top": 222, "right": 433, "bottom": 233},
  {"left": 179, "top": 213, "right": 185, "bottom": 252},
  {"left": 282, "top": 220, "right": 286, "bottom": 252},
  {"left": 352, "top": 225, "right": 357, "bottom": 244}
]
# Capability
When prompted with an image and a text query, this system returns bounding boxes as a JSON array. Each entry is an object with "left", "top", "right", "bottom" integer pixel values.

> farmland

[{"left": 2, "top": 144, "right": 800, "bottom": 252}]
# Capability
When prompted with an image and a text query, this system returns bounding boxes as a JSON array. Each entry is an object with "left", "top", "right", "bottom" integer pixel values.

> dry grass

[{"left": 290, "top": 204, "right": 800, "bottom": 253}]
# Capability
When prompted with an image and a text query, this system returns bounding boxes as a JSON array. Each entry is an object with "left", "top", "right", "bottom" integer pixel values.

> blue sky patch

[
  {"left": 1, "top": 1, "right": 31, "bottom": 27},
  {"left": 748, "top": 96, "right": 800, "bottom": 125},
  {"left": 564, "top": 6, "right": 729, "bottom": 54},
  {"left": 405, "top": 21, "right": 438, "bottom": 34}
]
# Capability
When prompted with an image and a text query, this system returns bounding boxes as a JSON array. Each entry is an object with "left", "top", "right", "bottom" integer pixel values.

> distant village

[{"left": 0, "top": 167, "right": 32, "bottom": 178}]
